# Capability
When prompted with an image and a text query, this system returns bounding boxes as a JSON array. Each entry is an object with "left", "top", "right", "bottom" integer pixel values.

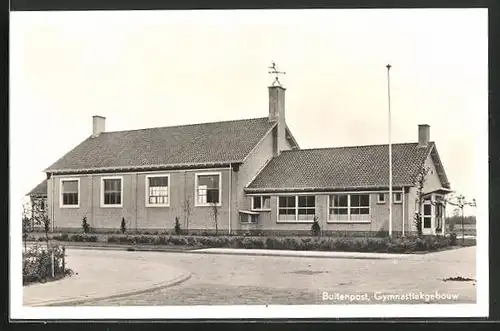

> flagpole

[{"left": 386, "top": 64, "right": 393, "bottom": 237}]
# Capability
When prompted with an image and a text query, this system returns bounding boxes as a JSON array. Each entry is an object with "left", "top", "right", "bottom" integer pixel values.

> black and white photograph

[{"left": 10, "top": 8, "right": 488, "bottom": 320}]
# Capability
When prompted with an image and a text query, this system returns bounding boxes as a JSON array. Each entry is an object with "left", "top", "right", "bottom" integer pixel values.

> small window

[
  {"left": 40, "top": 200, "right": 45, "bottom": 211},
  {"left": 252, "top": 196, "right": 271, "bottom": 210},
  {"left": 61, "top": 179, "right": 79, "bottom": 207},
  {"left": 196, "top": 173, "right": 221, "bottom": 206},
  {"left": 377, "top": 193, "right": 385, "bottom": 203},
  {"left": 146, "top": 175, "right": 170, "bottom": 206},
  {"left": 102, "top": 177, "right": 122, "bottom": 207},
  {"left": 394, "top": 192, "right": 402, "bottom": 203},
  {"left": 240, "top": 213, "right": 258, "bottom": 224}
]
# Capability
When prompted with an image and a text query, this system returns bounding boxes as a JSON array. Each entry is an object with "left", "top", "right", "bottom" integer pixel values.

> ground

[{"left": 24, "top": 246, "right": 476, "bottom": 306}]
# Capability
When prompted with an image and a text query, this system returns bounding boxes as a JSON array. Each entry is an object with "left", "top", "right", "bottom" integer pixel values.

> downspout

[
  {"left": 402, "top": 187, "right": 405, "bottom": 237},
  {"left": 228, "top": 163, "right": 232, "bottom": 235},
  {"left": 135, "top": 173, "right": 138, "bottom": 233},
  {"left": 51, "top": 175, "right": 55, "bottom": 232}
]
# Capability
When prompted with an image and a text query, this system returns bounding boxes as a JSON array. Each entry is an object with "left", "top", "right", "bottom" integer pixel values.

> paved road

[{"left": 59, "top": 246, "right": 477, "bottom": 306}]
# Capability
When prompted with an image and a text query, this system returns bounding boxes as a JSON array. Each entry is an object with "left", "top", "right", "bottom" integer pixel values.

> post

[
  {"left": 228, "top": 163, "right": 232, "bottom": 235},
  {"left": 461, "top": 205, "right": 465, "bottom": 242},
  {"left": 51, "top": 250, "right": 55, "bottom": 278},
  {"left": 62, "top": 246, "right": 66, "bottom": 274},
  {"left": 386, "top": 64, "right": 393, "bottom": 236}
]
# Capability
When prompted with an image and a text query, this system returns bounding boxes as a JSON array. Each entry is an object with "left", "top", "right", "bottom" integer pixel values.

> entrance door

[{"left": 422, "top": 201, "right": 433, "bottom": 235}]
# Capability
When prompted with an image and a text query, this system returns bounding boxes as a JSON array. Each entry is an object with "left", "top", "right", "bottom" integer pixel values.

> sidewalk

[
  {"left": 23, "top": 249, "right": 191, "bottom": 306},
  {"left": 191, "top": 248, "right": 421, "bottom": 260}
]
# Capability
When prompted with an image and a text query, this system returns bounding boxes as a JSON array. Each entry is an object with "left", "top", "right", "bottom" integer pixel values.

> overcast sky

[{"left": 10, "top": 9, "right": 487, "bottom": 215}]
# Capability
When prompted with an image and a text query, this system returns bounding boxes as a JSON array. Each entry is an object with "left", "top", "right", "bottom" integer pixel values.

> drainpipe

[
  {"left": 402, "top": 187, "right": 405, "bottom": 237},
  {"left": 135, "top": 173, "right": 138, "bottom": 233},
  {"left": 51, "top": 175, "right": 55, "bottom": 232},
  {"left": 228, "top": 163, "right": 232, "bottom": 235}
]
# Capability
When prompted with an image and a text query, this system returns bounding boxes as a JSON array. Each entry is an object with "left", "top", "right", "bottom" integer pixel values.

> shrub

[
  {"left": 311, "top": 217, "right": 321, "bottom": 237},
  {"left": 121, "top": 217, "right": 127, "bottom": 234},
  {"left": 23, "top": 244, "right": 73, "bottom": 285},
  {"left": 414, "top": 212, "right": 423, "bottom": 236},
  {"left": 82, "top": 216, "right": 90, "bottom": 234},
  {"left": 174, "top": 217, "right": 182, "bottom": 235},
  {"left": 449, "top": 232, "right": 458, "bottom": 246},
  {"left": 69, "top": 234, "right": 99, "bottom": 242}
]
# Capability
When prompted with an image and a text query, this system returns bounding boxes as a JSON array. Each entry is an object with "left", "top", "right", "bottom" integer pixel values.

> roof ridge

[
  {"left": 102, "top": 116, "right": 269, "bottom": 134},
  {"left": 280, "top": 141, "right": 435, "bottom": 153}
]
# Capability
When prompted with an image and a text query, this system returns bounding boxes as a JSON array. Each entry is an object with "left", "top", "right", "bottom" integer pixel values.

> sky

[{"left": 10, "top": 9, "right": 487, "bottom": 216}]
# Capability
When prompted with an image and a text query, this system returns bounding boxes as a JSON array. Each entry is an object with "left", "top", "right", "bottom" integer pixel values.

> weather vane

[{"left": 268, "top": 61, "right": 286, "bottom": 87}]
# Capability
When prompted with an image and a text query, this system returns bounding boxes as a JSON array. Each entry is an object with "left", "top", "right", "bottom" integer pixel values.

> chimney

[
  {"left": 92, "top": 115, "right": 106, "bottom": 137},
  {"left": 268, "top": 86, "right": 286, "bottom": 156},
  {"left": 418, "top": 124, "right": 430, "bottom": 147}
]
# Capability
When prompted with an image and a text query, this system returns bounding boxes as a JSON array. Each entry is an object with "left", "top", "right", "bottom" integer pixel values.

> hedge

[{"left": 103, "top": 233, "right": 460, "bottom": 253}]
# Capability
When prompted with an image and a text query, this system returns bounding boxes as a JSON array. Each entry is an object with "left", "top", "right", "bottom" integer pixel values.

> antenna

[{"left": 268, "top": 61, "right": 286, "bottom": 87}]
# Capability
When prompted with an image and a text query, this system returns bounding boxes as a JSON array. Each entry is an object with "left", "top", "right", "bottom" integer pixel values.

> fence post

[
  {"left": 51, "top": 250, "right": 55, "bottom": 278},
  {"left": 62, "top": 247, "right": 66, "bottom": 274}
]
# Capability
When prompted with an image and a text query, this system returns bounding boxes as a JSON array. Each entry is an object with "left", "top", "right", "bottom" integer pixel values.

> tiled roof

[
  {"left": 27, "top": 179, "right": 47, "bottom": 196},
  {"left": 247, "top": 142, "right": 443, "bottom": 191},
  {"left": 45, "top": 117, "right": 276, "bottom": 173}
]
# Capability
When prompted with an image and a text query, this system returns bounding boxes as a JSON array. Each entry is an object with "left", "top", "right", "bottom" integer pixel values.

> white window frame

[
  {"left": 251, "top": 195, "right": 271, "bottom": 211},
  {"left": 276, "top": 195, "right": 316, "bottom": 223},
  {"left": 194, "top": 172, "right": 222, "bottom": 207},
  {"left": 327, "top": 193, "right": 371, "bottom": 223},
  {"left": 145, "top": 174, "right": 171, "bottom": 207},
  {"left": 59, "top": 178, "right": 80, "bottom": 208},
  {"left": 377, "top": 193, "right": 385, "bottom": 204},
  {"left": 100, "top": 176, "right": 123, "bottom": 208},
  {"left": 394, "top": 192, "right": 403, "bottom": 204}
]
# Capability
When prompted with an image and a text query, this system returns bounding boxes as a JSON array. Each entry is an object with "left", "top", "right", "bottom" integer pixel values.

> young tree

[
  {"left": 311, "top": 216, "right": 321, "bottom": 237},
  {"left": 120, "top": 217, "right": 127, "bottom": 234},
  {"left": 82, "top": 216, "right": 90, "bottom": 234},
  {"left": 183, "top": 197, "right": 192, "bottom": 235},
  {"left": 447, "top": 195, "right": 476, "bottom": 242},
  {"left": 210, "top": 202, "right": 219, "bottom": 236},
  {"left": 413, "top": 166, "right": 430, "bottom": 236},
  {"left": 174, "top": 216, "right": 182, "bottom": 235},
  {"left": 22, "top": 202, "right": 32, "bottom": 251}
]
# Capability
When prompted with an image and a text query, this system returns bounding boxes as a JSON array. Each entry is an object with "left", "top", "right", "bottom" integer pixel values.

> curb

[
  {"left": 26, "top": 272, "right": 192, "bottom": 307},
  {"left": 188, "top": 249, "right": 417, "bottom": 260}
]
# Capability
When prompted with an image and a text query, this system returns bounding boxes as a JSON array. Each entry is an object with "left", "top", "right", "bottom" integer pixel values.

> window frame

[
  {"left": 327, "top": 193, "right": 371, "bottom": 223},
  {"left": 251, "top": 195, "right": 271, "bottom": 211},
  {"left": 100, "top": 176, "right": 124, "bottom": 208},
  {"left": 194, "top": 172, "right": 222, "bottom": 207},
  {"left": 276, "top": 195, "right": 316, "bottom": 223},
  {"left": 145, "top": 174, "right": 171, "bottom": 207},
  {"left": 394, "top": 192, "right": 403, "bottom": 204},
  {"left": 377, "top": 193, "right": 385, "bottom": 204},
  {"left": 59, "top": 178, "right": 80, "bottom": 208}
]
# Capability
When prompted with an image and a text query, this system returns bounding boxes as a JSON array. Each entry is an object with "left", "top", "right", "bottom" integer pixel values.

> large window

[
  {"left": 60, "top": 179, "right": 79, "bottom": 208},
  {"left": 329, "top": 194, "right": 370, "bottom": 222},
  {"left": 252, "top": 196, "right": 271, "bottom": 210},
  {"left": 278, "top": 195, "right": 316, "bottom": 222},
  {"left": 195, "top": 173, "right": 221, "bottom": 206},
  {"left": 146, "top": 175, "right": 170, "bottom": 206},
  {"left": 101, "top": 177, "right": 123, "bottom": 207}
]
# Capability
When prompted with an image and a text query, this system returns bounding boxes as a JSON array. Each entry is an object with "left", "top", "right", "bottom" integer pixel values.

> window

[
  {"left": 394, "top": 192, "right": 402, "bottom": 203},
  {"left": 240, "top": 213, "right": 258, "bottom": 224},
  {"left": 60, "top": 179, "right": 79, "bottom": 208},
  {"left": 298, "top": 196, "right": 316, "bottom": 221},
  {"left": 252, "top": 196, "right": 271, "bottom": 210},
  {"left": 101, "top": 177, "right": 123, "bottom": 207},
  {"left": 146, "top": 175, "right": 170, "bottom": 206},
  {"left": 329, "top": 194, "right": 370, "bottom": 222},
  {"left": 40, "top": 200, "right": 45, "bottom": 211},
  {"left": 377, "top": 193, "right": 385, "bottom": 204},
  {"left": 278, "top": 195, "right": 316, "bottom": 222},
  {"left": 195, "top": 173, "right": 221, "bottom": 206}
]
